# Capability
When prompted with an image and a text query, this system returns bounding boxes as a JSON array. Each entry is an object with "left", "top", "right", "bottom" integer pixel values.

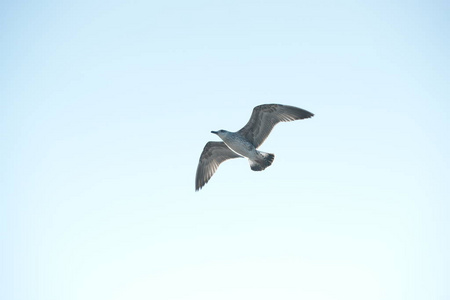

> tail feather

[{"left": 249, "top": 152, "right": 275, "bottom": 171}]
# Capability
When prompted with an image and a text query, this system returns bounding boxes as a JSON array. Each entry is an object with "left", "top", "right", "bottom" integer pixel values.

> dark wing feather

[
  {"left": 195, "top": 141, "right": 242, "bottom": 191},
  {"left": 238, "top": 104, "right": 314, "bottom": 148}
]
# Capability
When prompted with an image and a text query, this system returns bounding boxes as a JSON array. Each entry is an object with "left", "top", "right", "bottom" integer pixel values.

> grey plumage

[
  {"left": 238, "top": 104, "right": 314, "bottom": 148},
  {"left": 195, "top": 142, "right": 241, "bottom": 191},
  {"left": 195, "top": 104, "right": 314, "bottom": 191}
]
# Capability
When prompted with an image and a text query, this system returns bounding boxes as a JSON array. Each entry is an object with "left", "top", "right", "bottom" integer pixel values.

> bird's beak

[{"left": 211, "top": 131, "right": 218, "bottom": 135}]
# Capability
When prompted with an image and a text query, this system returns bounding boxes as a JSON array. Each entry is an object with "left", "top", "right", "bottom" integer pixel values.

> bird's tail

[{"left": 249, "top": 151, "right": 275, "bottom": 171}]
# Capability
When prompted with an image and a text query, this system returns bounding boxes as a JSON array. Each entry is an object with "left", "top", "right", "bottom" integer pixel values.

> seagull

[{"left": 195, "top": 104, "right": 314, "bottom": 191}]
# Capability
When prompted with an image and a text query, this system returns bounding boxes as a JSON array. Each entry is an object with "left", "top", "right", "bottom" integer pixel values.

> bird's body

[
  {"left": 195, "top": 104, "right": 314, "bottom": 191},
  {"left": 212, "top": 130, "right": 275, "bottom": 171},
  {"left": 215, "top": 131, "right": 256, "bottom": 159}
]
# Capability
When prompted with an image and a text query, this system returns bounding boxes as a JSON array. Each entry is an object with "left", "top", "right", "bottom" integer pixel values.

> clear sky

[{"left": 1, "top": 1, "right": 449, "bottom": 299}]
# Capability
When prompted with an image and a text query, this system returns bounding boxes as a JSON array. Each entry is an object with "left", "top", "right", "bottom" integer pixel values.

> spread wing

[
  {"left": 195, "top": 141, "right": 242, "bottom": 191},
  {"left": 238, "top": 104, "right": 314, "bottom": 148}
]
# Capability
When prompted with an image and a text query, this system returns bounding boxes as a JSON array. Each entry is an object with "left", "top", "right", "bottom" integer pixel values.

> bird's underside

[{"left": 195, "top": 104, "right": 314, "bottom": 191}]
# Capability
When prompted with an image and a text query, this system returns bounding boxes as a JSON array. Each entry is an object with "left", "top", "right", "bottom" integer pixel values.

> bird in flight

[{"left": 195, "top": 104, "right": 314, "bottom": 191}]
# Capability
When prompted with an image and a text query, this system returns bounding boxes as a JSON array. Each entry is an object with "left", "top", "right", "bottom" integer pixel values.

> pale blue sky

[{"left": 1, "top": 1, "right": 449, "bottom": 299}]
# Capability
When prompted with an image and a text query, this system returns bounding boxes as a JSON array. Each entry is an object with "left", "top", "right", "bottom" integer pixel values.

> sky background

[{"left": 1, "top": 0, "right": 449, "bottom": 299}]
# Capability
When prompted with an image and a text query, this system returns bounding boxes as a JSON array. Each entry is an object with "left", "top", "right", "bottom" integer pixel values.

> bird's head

[{"left": 211, "top": 129, "right": 228, "bottom": 138}]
